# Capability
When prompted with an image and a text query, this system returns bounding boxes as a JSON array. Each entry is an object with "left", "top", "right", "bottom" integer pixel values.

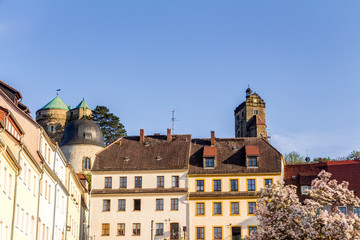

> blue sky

[{"left": 1, "top": 0, "right": 360, "bottom": 159}]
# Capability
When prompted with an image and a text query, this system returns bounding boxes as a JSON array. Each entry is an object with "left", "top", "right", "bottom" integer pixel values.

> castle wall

[{"left": 60, "top": 144, "right": 103, "bottom": 173}]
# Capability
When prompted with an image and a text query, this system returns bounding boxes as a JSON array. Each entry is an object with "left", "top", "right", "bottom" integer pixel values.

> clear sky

[{"left": 1, "top": 0, "right": 360, "bottom": 159}]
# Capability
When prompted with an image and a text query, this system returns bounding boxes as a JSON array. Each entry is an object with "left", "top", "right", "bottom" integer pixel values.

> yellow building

[{"left": 188, "top": 132, "right": 283, "bottom": 240}]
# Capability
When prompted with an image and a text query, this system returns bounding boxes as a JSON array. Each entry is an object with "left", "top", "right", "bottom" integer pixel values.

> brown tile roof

[
  {"left": 92, "top": 134, "right": 192, "bottom": 171},
  {"left": 189, "top": 137, "right": 282, "bottom": 175}
]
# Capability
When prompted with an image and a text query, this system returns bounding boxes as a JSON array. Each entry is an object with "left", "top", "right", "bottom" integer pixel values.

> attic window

[
  {"left": 205, "top": 158, "right": 214, "bottom": 168},
  {"left": 156, "top": 156, "right": 162, "bottom": 160},
  {"left": 124, "top": 157, "right": 130, "bottom": 162},
  {"left": 245, "top": 145, "right": 259, "bottom": 168},
  {"left": 84, "top": 133, "right": 92, "bottom": 139},
  {"left": 144, "top": 142, "right": 150, "bottom": 146}
]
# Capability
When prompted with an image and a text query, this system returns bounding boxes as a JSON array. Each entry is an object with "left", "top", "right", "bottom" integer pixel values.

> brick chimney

[
  {"left": 167, "top": 128, "right": 171, "bottom": 141},
  {"left": 140, "top": 129, "right": 144, "bottom": 142},
  {"left": 211, "top": 131, "right": 215, "bottom": 146}
]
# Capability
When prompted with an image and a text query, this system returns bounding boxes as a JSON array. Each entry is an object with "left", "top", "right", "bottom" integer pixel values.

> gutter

[
  {"left": 35, "top": 131, "right": 45, "bottom": 240},
  {"left": 65, "top": 168, "right": 70, "bottom": 240},
  {"left": 51, "top": 182, "right": 59, "bottom": 240}
]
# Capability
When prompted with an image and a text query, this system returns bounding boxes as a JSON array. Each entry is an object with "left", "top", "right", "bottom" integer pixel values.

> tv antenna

[{"left": 171, "top": 109, "right": 176, "bottom": 134}]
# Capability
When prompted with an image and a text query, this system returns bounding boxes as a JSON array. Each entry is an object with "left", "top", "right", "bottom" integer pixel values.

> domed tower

[
  {"left": 234, "top": 88, "right": 268, "bottom": 140},
  {"left": 36, "top": 94, "right": 70, "bottom": 143},
  {"left": 60, "top": 118, "right": 104, "bottom": 173}
]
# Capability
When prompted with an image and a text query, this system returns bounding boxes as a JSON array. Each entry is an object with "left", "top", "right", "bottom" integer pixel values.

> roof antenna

[{"left": 171, "top": 109, "right": 175, "bottom": 135}]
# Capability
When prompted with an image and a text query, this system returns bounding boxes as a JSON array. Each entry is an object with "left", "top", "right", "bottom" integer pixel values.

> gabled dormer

[
  {"left": 0, "top": 106, "right": 24, "bottom": 142},
  {"left": 203, "top": 131, "right": 216, "bottom": 169},
  {"left": 245, "top": 145, "right": 259, "bottom": 168}
]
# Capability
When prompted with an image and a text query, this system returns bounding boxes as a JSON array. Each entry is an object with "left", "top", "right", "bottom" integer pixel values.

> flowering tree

[{"left": 248, "top": 170, "right": 360, "bottom": 240}]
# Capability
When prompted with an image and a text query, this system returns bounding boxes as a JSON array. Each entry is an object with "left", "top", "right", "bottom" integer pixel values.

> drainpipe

[
  {"left": 35, "top": 162, "right": 44, "bottom": 240},
  {"left": 51, "top": 181, "right": 59, "bottom": 240},
  {"left": 10, "top": 136, "right": 23, "bottom": 240},
  {"left": 64, "top": 169, "right": 71, "bottom": 240}
]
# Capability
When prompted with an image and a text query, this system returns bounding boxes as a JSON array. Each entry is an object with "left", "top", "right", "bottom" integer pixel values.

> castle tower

[
  {"left": 36, "top": 94, "right": 70, "bottom": 143},
  {"left": 234, "top": 88, "right": 268, "bottom": 140},
  {"left": 67, "top": 99, "right": 92, "bottom": 124},
  {"left": 60, "top": 117, "right": 104, "bottom": 173}
]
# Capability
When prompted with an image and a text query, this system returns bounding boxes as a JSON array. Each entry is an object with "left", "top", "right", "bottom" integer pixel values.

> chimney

[
  {"left": 140, "top": 129, "right": 144, "bottom": 142},
  {"left": 167, "top": 128, "right": 171, "bottom": 141},
  {"left": 211, "top": 131, "right": 215, "bottom": 146}
]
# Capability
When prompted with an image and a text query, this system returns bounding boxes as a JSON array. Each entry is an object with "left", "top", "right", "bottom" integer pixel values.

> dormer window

[
  {"left": 203, "top": 146, "right": 216, "bottom": 169},
  {"left": 245, "top": 145, "right": 259, "bottom": 168},
  {"left": 205, "top": 158, "right": 214, "bottom": 168},
  {"left": 248, "top": 157, "right": 258, "bottom": 166}
]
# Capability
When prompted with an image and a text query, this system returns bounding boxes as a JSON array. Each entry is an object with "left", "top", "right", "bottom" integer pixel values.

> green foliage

[
  {"left": 346, "top": 150, "right": 360, "bottom": 160},
  {"left": 313, "top": 157, "right": 332, "bottom": 162},
  {"left": 83, "top": 172, "right": 92, "bottom": 191},
  {"left": 284, "top": 151, "right": 305, "bottom": 164},
  {"left": 89, "top": 106, "right": 126, "bottom": 146}
]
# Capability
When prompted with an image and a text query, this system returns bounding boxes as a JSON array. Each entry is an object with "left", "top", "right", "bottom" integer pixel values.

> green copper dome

[
  {"left": 73, "top": 99, "right": 91, "bottom": 110},
  {"left": 40, "top": 95, "right": 70, "bottom": 110}
]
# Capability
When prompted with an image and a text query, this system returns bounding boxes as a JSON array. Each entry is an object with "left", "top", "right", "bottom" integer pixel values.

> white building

[{"left": 90, "top": 129, "right": 190, "bottom": 240}]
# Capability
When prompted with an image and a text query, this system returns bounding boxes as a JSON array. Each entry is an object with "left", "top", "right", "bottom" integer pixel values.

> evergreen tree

[{"left": 89, "top": 106, "right": 126, "bottom": 146}]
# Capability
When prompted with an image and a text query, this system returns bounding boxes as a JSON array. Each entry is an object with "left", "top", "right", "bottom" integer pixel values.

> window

[
  {"left": 254, "top": 110, "right": 258, "bottom": 115},
  {"left": 103, "top": 200, "right": 110, "bottom": 211},
  {"left": 156, "top": 223, "right": 163, "bottom": 235},
  {"left": 248, "top": 157, "right": 258, "bottom": 166},
  {"left": 172, "top": 176, "right": 179, "bottom": 187},
  {"left": 354, "top": 207, "right": 360, "bottom": 216},
  {"left": 119, "top": 177, "right": 127, "bottom": 188},
  {"left": 231, "top": 202, "right": 239, "bottom": 215},
  {"left": 133, "top": 223, "right": 140, "bottom": 236},
  {"left": 117, "top": 223, "right": 125, "bottom": 236},
  {"left": 134, "top": 199, "right": 141, "bottom": 211},
  {"left": 156, "top": 199, "right": 164, "bottom": 211},
  {"left": 230, "top": 179, "right": 238, "bottom": 191},
  {"left": 264, "top": 179, "right": 273, "bottom": 187},
  {"left": 196, "top": 227, "right": 205, "bottom": 239},
  {"left": 83, "top": 158, "right": 91, "bottom": 170},
  {"left": 205, "top": 158, "right": 214, "bottom": 168},
  {"left": 50, "top": 125, "right": 54, "bottom": 132},
  {"left": 213, "top": 202, "right": 222, "bottom": 215},
  {"left": 213, "top": 180, "right": 221, "bottom": 191},
  {"left": 248, "top": 202, "right": 256, "bottom": 215},
  {"left": 214, "top": 227, "right": 222, "bottom": 239},
  {"left": 104, "top": 177, "right": 112, "bottom": 188},
  {"left": 249, "top": 226, "right": 257, "bottom": 235},
  {"left": 247, "top": 179, "right": 255, "bottom": 191},
  {"left": 157, "top": 176, "right": 164, "bottom": 188},
  {"left": 196, "top": 180, "right": 204, "bottom": 192},
  {"left": 118, "top": 199, "right": 125, "bottom": 211},
  {"left": 101, "top": 223, "right": 110, "bottom": 236},
  {"left": 338, "top": 206, "right": 347, "bottom": 215},
  {"left": 135, "top": 176, "right": 142, "bottom": 188},
  {"left": 171, "top": 198, "right": 179, "bottom": 210},
  {"left": 196, "top": 202, "right": 205, "bottom": 215},
  {"left": 301, "top": 186, "right": 310, "bottom": 195}
]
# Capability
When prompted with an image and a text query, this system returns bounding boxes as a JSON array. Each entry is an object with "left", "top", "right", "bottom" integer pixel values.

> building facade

[
  {"left": 188, "top": 132, "right": 283, "bottom": 239},
  {"left": 90, "top": 129, "right": 190, "bottom": 240}
]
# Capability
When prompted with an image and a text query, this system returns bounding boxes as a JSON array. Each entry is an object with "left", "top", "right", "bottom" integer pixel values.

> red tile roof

[
  {"left": 245, "top": 145, "right": 260, "bottom": 156},
  {"left": 203, "top": 146, "right": 216, "bottom": 157}
]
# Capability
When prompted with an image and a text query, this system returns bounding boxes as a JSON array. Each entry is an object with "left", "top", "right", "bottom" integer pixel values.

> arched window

[{"left": 83, "top": 158, "right": 91, "bottom": 170}]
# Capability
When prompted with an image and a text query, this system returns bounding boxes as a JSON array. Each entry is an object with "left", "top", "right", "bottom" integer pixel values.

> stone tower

[
  {"left": 36, "top": 96, "right": 92, "bottom": 144},
  {"left": 36, "top": 94, "right": 70, "bottom": 143},
  {"left": 234, "top": 88, "right": 268, "bottom": 140}
]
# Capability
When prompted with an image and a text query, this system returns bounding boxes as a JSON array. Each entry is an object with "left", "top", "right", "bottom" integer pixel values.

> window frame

[
  {"left": 117, "top": 223, "right": 125, "bottom": 236},
  {"left": 135, "top": 176, "right": 142, "bottom": 188},
  {"left": 103, "top": 199, "right": 110, "bottom": 212},
  {"left": 132, "top": 223, "right": 141, "bottom": 236},
  {"left": 230, "top": 201, "right": 240, "bottom": 216},
  {"left": 101, "top": 223, "right": 110, "bottom": 236},
  {"left": 248, "top": 201, "right": 256, "bottom": 215},
  {"left": 196, "top": 179, "right": 205, "bottom": 192},
  {"left": 172, "top": 176, "right": 179, "bottom": 188},
  {"left": 156, "top": 199, "right": 164, "bottom": 211},
  {"left": 230, "top": 179, "right": 239, "bottom": 191},
  {"left": 157, "top": 176, "right": 164, "bottom": 188},
  {"left": 155, "top": 223, "right": 164, "bottom": 236},
  {"left": 213, "top": 179, "right": 222, "bottom": 192},
  {"left": 119, "top": 177, "right": 127, "bottom": 188},
  {"left": 264, "top": 178, "right": 273, "bottom": 188},
  {"left": 213, "top": 201, "right": 222, "bottom": 216},
  {"left": 196, "top": 202, "right": 205, "bottom": 216},
  {"left": 171, "top": 198, "right": 179, "bottom": 211},
  {"left": 213, "top": 226, "right": 222, "bottom": 240},
  {"left": 133, "top": 199, "right": 141, "bottom": 211},
  {"left": 248, "top": 226, "right": 258, "bottom": 236},
  {"left": 118, "top": 199, "right": 126, "bottom": 211},
  {"left": 196, "top": 226, "right": 205, "bottom": 240},
  {"left": 247, "top": 179, "right": 256, "bottom": 191},
  {"left": 104, "top": 177, "right": 112, "bottom": 189}
]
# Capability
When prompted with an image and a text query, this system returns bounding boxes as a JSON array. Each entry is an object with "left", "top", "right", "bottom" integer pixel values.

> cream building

[
  {"left": 188, "top": 132, "right": 283, "bottom": 240},
  {"left": 90, "top": 129, "right": 190, "bottom": 240}
]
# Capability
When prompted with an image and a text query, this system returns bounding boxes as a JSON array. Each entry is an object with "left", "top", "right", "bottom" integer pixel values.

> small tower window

[
  {"left": 254, "top": 110, "right": 258, "bottom": 115},
  {"left": 50, "top": 125, "right": 55, "bottom": 132},
  {"left": 83, "top": 157, "right": 91, "bottom": 170}
]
